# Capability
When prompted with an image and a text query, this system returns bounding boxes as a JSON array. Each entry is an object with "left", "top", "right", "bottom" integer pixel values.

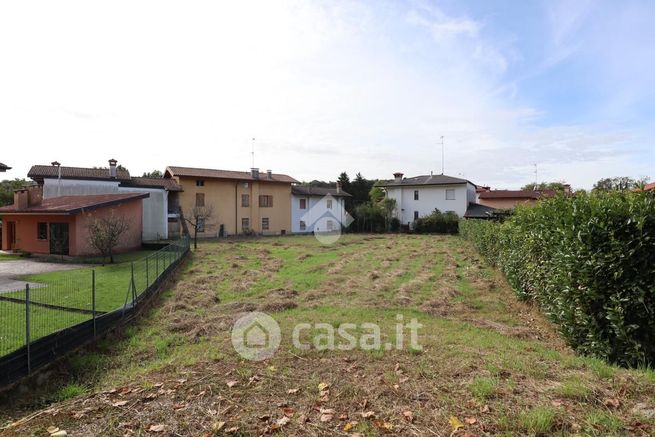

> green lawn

[
  {"left": 0, "top": 249, "right": 181, "bottom": 355},
  {"left": 0, "top": 253, "right": 22, "bottom": 262}
]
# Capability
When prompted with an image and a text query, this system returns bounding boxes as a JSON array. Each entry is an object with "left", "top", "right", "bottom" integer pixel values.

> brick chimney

[
  {"left": 393, "top": 172, "right": 404, "bottom": 183},
  {"left": 336, "top": 181, "right": 342, "bottom": 193},
  {"left": 563, "top": 184, "right": 572, "bottom": 195},
  {"left": 108, "top": 159, "right": 118, "bottom": 179},
  {"left": 266, "top": 169, "right": 273, "bottom": 179},
  {"left": 251, "top": 168, "right": 259, "bottom": 179},
  {"left": 13, "top": 186, "right": 42, "bottom": 210}
]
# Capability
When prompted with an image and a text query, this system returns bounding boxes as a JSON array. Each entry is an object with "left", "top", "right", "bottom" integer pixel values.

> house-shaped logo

[
  {"left": 300, "top": 193, "right": 354, "bottom": 245},
  {"left": 231, "top": 311, "right": 281, "bottom": 361}
]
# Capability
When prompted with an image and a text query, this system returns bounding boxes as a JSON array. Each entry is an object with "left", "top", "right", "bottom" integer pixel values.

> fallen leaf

[
  {"left": 277, "top": 416, "right": 291, "bottom": 427},
  {"left": 603, "top": 398, "right": 621, "bottom": 409},
  {"left": 320, "top": 413, "right": 334, "bottom": 422},
  {"left": 373, "top": 419, "right": 393, "bottom": 430},
  {"left": 287, "top": 388, "right": 300, "bottom": 394},
  {"left": 226, "top": 427, "right": 239, "bottom": 433},
  {"left": 402, "top": 411, "right": 414, "bottom": 423},
  {"left": 282, "top": 407, "right": 295, "bottom": 417},
  {"left": 47, "top": 426, "right": 59, "bottom": 434},
  {"left": 361, "top": 411, "right": 375, "bottom": 419},
  {"left": 318, "top": 382, "right": 330, "bottom": 391},
  {"left": 344, "top": 422, "right": 356, "bottom": 431},
  {"left": 449, "top": 416, "right": 464, "bottom": 431},
  {"left": 480, "top": 405, "right": 490, "bottom": 413},
  {"left": 298, "top": 414, "right": 308, "bottom": 424},
  {"left": 148, "top": 424, "right": 165, "bottom": 433},
  {"left": 551, "top": 400, "right": 564, "bottom": 407},
  {"left": 112, "top": 401, "right": 128, "bottom": 407},
  {"left": 50, "top": 432, "right": 67, "bottom": 437},
  {"left": 464, "top": 417, "right": 477, "bottom": 425},
  {"left": 226, "top": 380, "right": 238, "bottom": 388},
  {"left": 212, "top": 422, "right": 225, "bottom": 432},
  {"left": 339, "top": 413, "right": 349, "bottom": 420}
]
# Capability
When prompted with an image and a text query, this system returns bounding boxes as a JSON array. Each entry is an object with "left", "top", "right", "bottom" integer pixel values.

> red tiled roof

[
  {"left": 478, "top": 190, "right": 556, "bottom": 200},
  {"left": 643, "top": 182, "right": 655, "bottom": 191},
  {"left": 28, "top": 165, "right": 131, "bottom": 181},
  {"left": 165, "top": 166, "right": 299, "bottom": 184},
  {"left": 123, "top": 177, "right": 183, "bottom": 191},
  {"left": 0, "top": 193, "right": 149, "bottom": 215}
]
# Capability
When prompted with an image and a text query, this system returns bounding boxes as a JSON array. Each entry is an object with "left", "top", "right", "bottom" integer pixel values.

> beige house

[{"left": 164, "top": 166, "right": 298, "bottom": 236}]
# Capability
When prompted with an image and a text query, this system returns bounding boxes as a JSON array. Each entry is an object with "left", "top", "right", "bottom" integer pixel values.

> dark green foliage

[
  {"left": 0, "top": 179, "right": 29, "bottom": 206},
  {"left": 460, "top": 191, "right": 655, "bottom": 367},
  {"left": 414, "top": 209, "right": 459, "bottom": 234}
]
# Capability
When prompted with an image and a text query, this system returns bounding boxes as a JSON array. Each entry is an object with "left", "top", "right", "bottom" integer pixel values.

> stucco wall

[
  {"left": 0, "top": 214, "right": 75, "bottom": 254},
  {"left": 386, "top": 183, "right": 469, "bottom": 225},
  {"left": 291, "top": 195, "right": 346, "bottom": 233},
  {"left": 74, "top": 199, "right": 144, "bottom": 256},
  {"left": 175, "top": 176, "right": 292, "bottom": 236}
]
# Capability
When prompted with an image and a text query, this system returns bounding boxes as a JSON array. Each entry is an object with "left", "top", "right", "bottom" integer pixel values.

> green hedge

[
  {"left": 460, "top": 191, "right": 655, "bottom": 367},
  {"left": 414, "top": 210, "right": 459, "bottom": 234}
]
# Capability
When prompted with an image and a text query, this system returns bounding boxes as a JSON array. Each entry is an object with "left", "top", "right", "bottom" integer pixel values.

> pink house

[{"left": 0, "top": 187, "right": 147, "bottom": 256}]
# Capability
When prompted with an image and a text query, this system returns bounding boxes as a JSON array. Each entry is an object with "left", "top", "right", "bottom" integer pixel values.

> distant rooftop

[
  {"left": 378, "top": 173, "right": 472, "bottom": 187},
  {"left": 165, "top": 166, "right": 298, "bottom": 184},
  {"left": 28, "top": 164, "right": 131, "bottom": 182},
  {"left": 478, "top": 189, "right": 556, "bottom": 200},
  {"left": 0, "top": 163, "right": 11, "bottom": 172},
  {"left": 291, "top": 185, "right": 352, "bottom": 197}
]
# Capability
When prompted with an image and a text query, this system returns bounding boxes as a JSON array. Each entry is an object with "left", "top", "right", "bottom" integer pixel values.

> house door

[
  {"left": 6, "top": 222, "right": 16, "bottom": 250},
  {"left": 49, "top": 223, "right": 69, "bottom": 255}
]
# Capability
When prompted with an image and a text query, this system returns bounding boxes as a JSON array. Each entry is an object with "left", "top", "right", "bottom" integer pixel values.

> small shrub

[
  {"left": 414, "top": 209, "right": 459, "bottom": 234},
  {"left": 57, "top": 383, "right": 86, "bottom": 401},
  {"left": 469, "top": 376, "right": 497, "bottom": 399}
]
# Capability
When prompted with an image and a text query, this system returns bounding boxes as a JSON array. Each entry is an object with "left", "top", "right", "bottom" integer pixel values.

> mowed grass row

[
  {"left": 2, "top": 235, "right": 655, "bottom": 436},
  {"left": 0, "top": 250, "right": 170, "bottom": 355}
]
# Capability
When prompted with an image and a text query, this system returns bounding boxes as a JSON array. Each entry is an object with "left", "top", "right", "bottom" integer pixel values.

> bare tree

[
  {"left": 185, "top": 205, "right": 213, "bottom": 249},
  {"left": 87, "top": 215, "right": 130, "bottom": 264}
]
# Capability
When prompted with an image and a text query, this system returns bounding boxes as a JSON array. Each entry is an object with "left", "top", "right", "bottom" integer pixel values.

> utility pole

[{"left": 440, "top": 136, "right": 445, "bottom": 175}]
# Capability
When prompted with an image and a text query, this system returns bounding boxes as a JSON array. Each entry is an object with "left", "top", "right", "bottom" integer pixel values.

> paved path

[{"left": 0, "top": 260, "right": 85, "bottom": 293}]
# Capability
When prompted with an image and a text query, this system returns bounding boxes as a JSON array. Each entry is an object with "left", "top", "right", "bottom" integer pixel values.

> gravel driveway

[{"left": 0, "top": 260, "right": 85, "bottom": 293}]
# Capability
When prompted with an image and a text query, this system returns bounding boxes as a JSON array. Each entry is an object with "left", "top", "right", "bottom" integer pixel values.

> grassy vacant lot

[
  {"left": 0, "top": 250, "right": 158, "bottom": 355},
  {"left": 1, "top": 235, "right": 655, "bottom": 436}
]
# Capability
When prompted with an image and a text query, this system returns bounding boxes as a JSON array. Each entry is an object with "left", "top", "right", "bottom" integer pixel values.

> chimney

[
  {"left": 393, "top": 172, "right": 404, "bottom": 183},
  {"left": 563, "top": 184, "right": 572, "bottom": 195},
  {"left": 108, "top": 159, "right": 118, "bottom": 179},
  {"left": 336, "top": 181, "right": 342, "bottom": 193},
  {"left": 251, "top": 168, "right": 259, "bottom": 179},
  {"left": 266, "top": 169, "right": 273, "bottom": 180},
  {"left": 14, "top": 189, "right": 28, "bottom": 210}
]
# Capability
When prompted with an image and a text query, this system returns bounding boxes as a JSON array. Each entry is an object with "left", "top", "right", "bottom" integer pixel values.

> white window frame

[{"left": 446, "top": 189, "right": 456, "bottom": 200}]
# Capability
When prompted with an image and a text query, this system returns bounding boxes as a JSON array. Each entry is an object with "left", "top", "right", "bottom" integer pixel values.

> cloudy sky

[{"left": 1, "top": 0, "right": 653, "bottom": 189}]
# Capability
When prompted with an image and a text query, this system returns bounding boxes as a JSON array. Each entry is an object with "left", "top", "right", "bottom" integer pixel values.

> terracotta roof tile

[
  {"left": 478, "top": 190, "right": 556, "bottom": 199},
  {"left": 123, "top": 177, "right": 183, "bottom": 191},
  {"left": 0, "top": 193, "right": 148, "bottom": 215},
  {"left": 166, "top": 166, "right": 298, "bottom": 183},
  {"left": 28, "top": 165, "right": 131, "bottom": 181}
]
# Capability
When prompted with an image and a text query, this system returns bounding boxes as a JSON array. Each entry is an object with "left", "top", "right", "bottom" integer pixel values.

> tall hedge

[{"left": 460, "top": 191, "right": 655, "bottom": 367}]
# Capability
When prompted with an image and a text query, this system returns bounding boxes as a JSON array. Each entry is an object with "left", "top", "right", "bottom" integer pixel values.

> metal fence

[{"left": 0, "top": 237, "right": 190, "bottom": 387}]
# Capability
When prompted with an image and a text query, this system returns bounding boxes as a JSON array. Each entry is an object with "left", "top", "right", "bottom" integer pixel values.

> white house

[
  {"left": 379, "top": 172, "right": 491, "bottom": 225},
  {"left": 291, "top": 185, "right": 352, "bottom": 233},
  {"left": 28, "top": 160, "right": 182, "bottom": 241}
]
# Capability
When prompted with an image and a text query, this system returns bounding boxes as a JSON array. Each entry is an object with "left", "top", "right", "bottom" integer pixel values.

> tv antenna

[
  {"left": 440, "top": 136, "right": 445, "bottom": 175},
  {"left": 251, "top": 138, "right": 256, "bottom": 168}
]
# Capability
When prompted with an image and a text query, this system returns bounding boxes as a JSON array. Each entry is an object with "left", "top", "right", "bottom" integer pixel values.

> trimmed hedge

[
  {"left": 460, "top": 191, "right": 655, "bottom": 367},
  {"left": 414, "top": 210, "right": 459, "bottom": 234}
]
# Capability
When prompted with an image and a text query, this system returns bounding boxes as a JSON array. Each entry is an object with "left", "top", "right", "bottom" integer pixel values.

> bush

[
  {"left": 414, "top": 209, "right": 459, "bottom": 234},
  {"left": 460, "top": 191, "right": 655, "bottom": 367}
]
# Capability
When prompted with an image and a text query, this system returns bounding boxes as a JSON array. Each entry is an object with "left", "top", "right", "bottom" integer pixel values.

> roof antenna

[
  {"left": 440, "top": 136, "right": 445, "bottom": 175},
  {"left": 251, "top": 138, "right": 256, "bottom": 169}
]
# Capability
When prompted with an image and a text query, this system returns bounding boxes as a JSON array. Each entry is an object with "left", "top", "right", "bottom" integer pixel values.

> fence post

[
  {"left": 92, "top": 270, "right": 97, "bottom": 338},
  {"left": 131, "top": 262, "right": 137, "bottom": 304},
  {"left": 156, "top": 252, "right": 159, "bottom": 278},
  {"left": 25, "top": 283, "right": 31, "bottom": 374}
]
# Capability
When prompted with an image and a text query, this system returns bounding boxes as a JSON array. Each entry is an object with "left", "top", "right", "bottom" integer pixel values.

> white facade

[
  {"left": 384, "top": 182, "right": 476, "bottom": 225},
  {"left": 291, "top": 193, "right": 347, "bottom": 233},
  {"left": 42, "top": 178, "right": 169, "bottom": 240}
]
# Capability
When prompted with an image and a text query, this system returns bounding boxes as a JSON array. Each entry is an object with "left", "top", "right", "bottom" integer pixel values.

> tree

[
  {"left": 184, "top": 206, "right": 213, "bottom": 249},
  {"left": 142, "top": 170, "right": 163, "bottom": 178},
  {"left": 521, "top": 181, "right": 568, "bottom": 192},
  {"left": 87, "top": 215, "right": 130, "bottom": 264},
  {"left": 381, "top": 198, "right": 397, "bottom": 231},
  {"left": 337, "top": 172, "right": 353, "bottom": 211},
  {"left": 0, "top": 179, "right": 29, "bottom": 206},
  {"left": 593, "top": 177, "right": 650, "bottom": 192}
]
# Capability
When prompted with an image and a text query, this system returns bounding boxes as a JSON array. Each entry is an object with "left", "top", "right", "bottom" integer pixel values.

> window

[
  {"left": 327, "top": 219, "right": 335, "bottom": 231},
  {"left": 326, "top": 199, "right": 333, "bottom": 209},
  {"left": 446, "top": 189, "right": 455, "bottom": 200},
  {"left": 299, "top": 220, "right": 306, "bottom": 231},
  {"left": 37, "top": 222, "right": 47, "bottom": 240},
  {"left": 414, "top": 190, "right": 419, "bottom": 200},
  {"left": 242, "top": 218, "right": 250, "bottom": 232},
  {"left": 197, "top": 217, "right": 205, "bottom": 233},
  {"left": 241, "top": 194, "right": 250, "bottom": 207},
  {"left": 196, "top": 179, "right": 205, "bottom": 187},
  {"left": 195, "top": 193, "right": 205, "bottom": 207},
  {"left": 262, "top": 217, "right": 269, "bottom": 230},
  {"left": 414, "top": 211, "right": 419, "bottom": 220},
  {"left": 299, "top": 198, "right": 307, "bottom": 209},
  {"left": 259, "top": 195, "right": 273, "bottom": 207}
]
